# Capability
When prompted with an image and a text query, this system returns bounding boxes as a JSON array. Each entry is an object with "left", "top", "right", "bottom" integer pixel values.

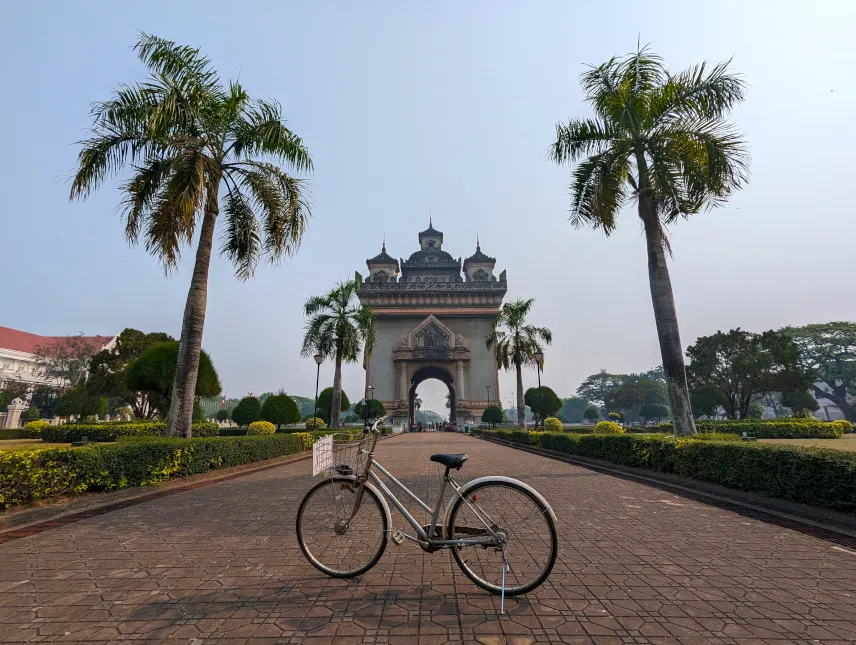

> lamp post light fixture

[
  {"left": 533, "top": 350, "right": 544, "bottom": 428},
  {"left": 312, "top": 354, "right": 323, "bottom": 428}
]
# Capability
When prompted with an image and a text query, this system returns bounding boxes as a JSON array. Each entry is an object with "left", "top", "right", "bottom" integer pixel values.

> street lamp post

[
  {"left": 485, "top": 385, "right": 492, "bottom": 428},
  {"left": 312, "top": 354, "right": 323, "bottom": 428},
  {"left": 365, "top": 385, "right": 375, "bottom": 428},
  {"left": 533, "top": 350, "right": 544, "bottom": 428}
]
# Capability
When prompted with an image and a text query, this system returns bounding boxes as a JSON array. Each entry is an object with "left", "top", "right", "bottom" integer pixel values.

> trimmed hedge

[
  {"left": 42, "top": 421, "right": 219, "bottom": 443},
  {"left": 474, "top": 429, "right": 856, "bottom": 513},
  {"left": 0, "top": 427, "right": 43, "bottom": 440},
  {"left": 0, "top": 434, "right": 304, "bottom": 510},
  {"left": 657, "top": 419, "right": 852, "bottom": 439}
]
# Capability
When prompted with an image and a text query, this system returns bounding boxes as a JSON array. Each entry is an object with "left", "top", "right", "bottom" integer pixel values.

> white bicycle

[{"left": 296, "top": 419, "right": 558, "bottom": 604}]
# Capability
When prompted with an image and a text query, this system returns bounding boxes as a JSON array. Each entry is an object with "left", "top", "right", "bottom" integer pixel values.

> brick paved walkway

[{"left": 1, "top": 433, "right": 855, "bottom": 645}]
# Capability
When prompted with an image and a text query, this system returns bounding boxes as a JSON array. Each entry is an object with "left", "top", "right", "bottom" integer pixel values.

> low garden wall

[{"left": 474, "top": 428, "right": 856, "bottom": 514}]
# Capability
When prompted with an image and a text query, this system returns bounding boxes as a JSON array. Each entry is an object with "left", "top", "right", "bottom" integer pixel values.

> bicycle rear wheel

[
  {"left": 296, "top": 478, "right": 388, "bottom": 577},
  {"left": 447, "top": 479, "right": 557, "bottom": 596}
]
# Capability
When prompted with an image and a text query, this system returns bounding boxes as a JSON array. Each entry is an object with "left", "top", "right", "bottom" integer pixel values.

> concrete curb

[{"left": 475, "top": 434, "right": 856, "bottom": 542}]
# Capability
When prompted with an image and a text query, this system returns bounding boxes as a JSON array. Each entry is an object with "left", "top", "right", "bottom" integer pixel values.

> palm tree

[
  {"left": 415, "top": 396, "right": 423, "bottom": 411},
  {"left": 486, "top": 298, "right": 552, "bottom": 428},
  {"left": 70, "top": 34, "right": 312, "bottom": 438},
  {"left": 302, "top": 280, "right": 376, "bottom": 428},
  {"left": 550, "top": 47, "right": 749, "bottom": 436}
]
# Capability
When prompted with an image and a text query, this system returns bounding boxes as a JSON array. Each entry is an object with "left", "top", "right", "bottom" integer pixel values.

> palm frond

[
  {"left": 135, "top": 32, "right": 218, "bottom": 89},
  {"left": 118, "top": 156, "right": 173, "bottom": 243},
  {"left": 220, "top": 185, "right": 260, "bottom": 280},
  {"left": 568, "top": 147, "right": 631, "bottom": 233},
  {"left": 551, "top": 118, "right": 618, "bottom": 165},
  {"left": 231, "top": 99, "right": 313, "bottom": 172},
  {"left": 651, "top": 60, "right": 746, "bottom": 126}
]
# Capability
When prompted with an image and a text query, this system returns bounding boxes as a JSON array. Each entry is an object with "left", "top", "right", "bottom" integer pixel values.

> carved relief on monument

[{"left": 472, "top": 268, "right": 490, "bottom": 282}]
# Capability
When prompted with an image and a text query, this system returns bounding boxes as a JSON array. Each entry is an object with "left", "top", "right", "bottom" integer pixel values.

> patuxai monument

[{"left": 356, "top": 220, "right": 507, "bottom": 426}]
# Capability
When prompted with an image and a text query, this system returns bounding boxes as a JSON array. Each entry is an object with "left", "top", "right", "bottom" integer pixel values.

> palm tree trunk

[
  {"left": 515, "top": 361, "right": 525, "bottom": 428},
  {"left": 166, "top": 189, "right": 219, "bottom": 438},
  {"left": 331, "top": 351, "right": 343, "bottom": 428},
  {"left": 639, "top": 198, "right": 697, "bottom": 436}
]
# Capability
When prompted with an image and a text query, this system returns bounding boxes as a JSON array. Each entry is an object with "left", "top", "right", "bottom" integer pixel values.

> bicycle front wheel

[
  {"left": 447, "top": 479, "right": 557, "bottom": 596},
  {"left": 296, "top": 478, "right": 388, "bottom": 577}
]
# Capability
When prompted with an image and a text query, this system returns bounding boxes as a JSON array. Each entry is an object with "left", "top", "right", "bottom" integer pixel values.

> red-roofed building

[{"left": 0, "top": 326, "right": 117, "bottom": 388}]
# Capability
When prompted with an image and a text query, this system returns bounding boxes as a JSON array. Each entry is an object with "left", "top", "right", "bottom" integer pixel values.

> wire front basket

[{"left": 312, "top": 433, "right": 372, "bottom": 478}]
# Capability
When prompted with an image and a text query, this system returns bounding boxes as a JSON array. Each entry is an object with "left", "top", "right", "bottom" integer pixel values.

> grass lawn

[
  {"left": 0, "top": 439, "right": 73, "bottom": 452},
  {"left": 760, "top": 434, "right": 856, "bottom": 452}
]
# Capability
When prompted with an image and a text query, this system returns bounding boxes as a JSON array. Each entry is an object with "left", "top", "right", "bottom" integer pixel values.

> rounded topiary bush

[
  {"left": 594, "top": 421, "right": 624, "bottom": 435},
  {"left": 23, "top": 419, "right": 50, "bottom": 432},
  {"left": 305, "top": 417, "right": 326, "bottom": 430},
  {"left": 247, "top": 421, "right": 276, "bottom": 435},
  {"left": 543, "top": 417, "right": 563, "bottom": 432},
  {"left": 832, "top": 419, "right": 854, "bottom": 434},
  {"left": 607, "top": 412, "right": 623, "bottom": 421}
]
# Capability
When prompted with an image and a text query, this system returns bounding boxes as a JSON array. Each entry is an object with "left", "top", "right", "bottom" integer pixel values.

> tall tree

[
  {"left": 486, "top": 298, "right": 552, "bottom": 427},
  {"left": 87, "top": 328, "right": 174, "bottom": 419},
  {"left": 607, "top": 379, "right": 668, "bottom": 419},
  {"left": 124, "top": 341, "right": 221, "bottom": 422},
  {"left": 70, "top": 34, "right": 312, "bottom": 437},
  {"left": 524, "top": 386, "right": 562, "bottom": 425},
  {"left": 781, "top": 322, "right": 856, "bottom": 421},
  {"left": 686, "top": 329, "right": 810, "bottom": 419},
  {"left": 558, "top": 397, "right": 589, "bottom": 423},
  {"left": 551, "top": 47, "right": 749, "bottom": 435},
  {"left": 33, "top": 334, "right": 105, "bottom": 392},
  {"left": 301, "top": 280, "right": 375, "bottom": 428},
  {"left": 576, "top": 370, "right": 629, "bottom": 407}
]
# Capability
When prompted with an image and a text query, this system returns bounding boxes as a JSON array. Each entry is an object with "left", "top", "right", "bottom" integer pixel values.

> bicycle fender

[
  {"left": 442, "top": 475, "right": 558, "bottom": 529},
  {"left": 329, "top": 476, "right": 394, "bottom": 534}
]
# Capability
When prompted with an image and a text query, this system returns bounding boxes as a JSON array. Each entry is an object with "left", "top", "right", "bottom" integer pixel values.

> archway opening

[{"left": 408, "top": 365, "right": 455, "bottom": 427}]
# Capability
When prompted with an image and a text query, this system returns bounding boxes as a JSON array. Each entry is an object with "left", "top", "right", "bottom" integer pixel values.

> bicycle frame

[{"left": 347, "top": 427, "right": 499, "bottom": 548}]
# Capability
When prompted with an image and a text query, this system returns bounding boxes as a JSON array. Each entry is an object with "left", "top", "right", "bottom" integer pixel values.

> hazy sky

[{"left": 2, "top": 1, "right": 855, "bottom": 415}]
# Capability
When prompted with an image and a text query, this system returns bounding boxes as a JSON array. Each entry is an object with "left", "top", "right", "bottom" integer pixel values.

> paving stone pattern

[{"left": 1, "top": 433, "right": 855, "bottom": 644}]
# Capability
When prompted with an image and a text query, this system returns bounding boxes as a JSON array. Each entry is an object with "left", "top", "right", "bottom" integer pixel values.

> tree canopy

[
  {"left": 232, "top": 396, "right": 262, "bottom": 427},
  {"left": 607, "top": 379, "right": 668, "bottom": 420},
  {"left": 55, "top": 385, "right": 108, "bottom": 419},
  {"left": 686, "top": 329, "right": 810, "bottom": 419},
  {"left": 482, "top": 405, "right": 505, "bottom": 426},
  {"left": 576, "top": 371, "right": 628, "bottom": 407},
  {"left": 124, "top": 341, "right": 221, "bottom": 418},
  {"left": 558, "top": 397, "right": 589, "bottom": 423},
  {"left": 87, "top": 328, "right": 174, "bottom": 419},
  {"left": 353, "top": 399, "right": 386, "bottom": 420},
  {"left": 316, "top": 387, "right": 350, "bottom": 425},
  {"left": 781, "top": 390, "right": 820, "bottom": 415},
  {"left": 524, "top": 386, "right": 562, "bottom": 424},
  {"left": 781, "top": 322, "right": 856, "bottom": 421},
  {"left": 260, "top": 392, "right": 301, "bottom": 429}
]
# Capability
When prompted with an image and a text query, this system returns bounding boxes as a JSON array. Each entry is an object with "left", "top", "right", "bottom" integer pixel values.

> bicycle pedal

[{"left": 391, "top": 530, "right": 405, "bottom": 545}]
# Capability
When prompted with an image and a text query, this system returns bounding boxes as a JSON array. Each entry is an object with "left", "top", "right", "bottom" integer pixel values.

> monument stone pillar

[{"left": 4, "top": 398, "right": 27, "bottom": 429}]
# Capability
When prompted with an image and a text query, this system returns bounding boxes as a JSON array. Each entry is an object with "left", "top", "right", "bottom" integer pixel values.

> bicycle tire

[
  {"left": 296, "top": 477, "right": 388, "bottom": 578},
  {"left": 447, "top": 479, "right": 557, "bottom": 596}
]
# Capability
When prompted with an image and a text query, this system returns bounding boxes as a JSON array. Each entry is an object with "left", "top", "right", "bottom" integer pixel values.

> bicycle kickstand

[{"left": 500, "top": 549, "right": 510, "bottom": 615}]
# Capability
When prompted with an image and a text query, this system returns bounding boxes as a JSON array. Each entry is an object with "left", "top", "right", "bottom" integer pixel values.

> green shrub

[
  {"left": 831, "top": 420, "right": 854, "bottom": 434},
  {"left": 543, "top": 417, "right": 563, "bottom": 432},
  {"left": 218, "top": 427, "right": 246, "bottom": 437},
  {"left": 658, "top": 419, "right": 846, "bottom": 439},
  {"left": 247, "top": 421, "right": 276, "bottom": 435},
  {"left": 594, "top": 421, "right": 624, "bottom": 435},
  {"left": 23, "top": 420, "right": 50, "bottom": 432},
  {"left": 0, "top": 427, "right": 44, "bottom": 440},
  {"left": 474, "top": 428, "right": 856, "bottom": 513},
  {"left": 607, "top": 412, "right": 623, "bottom": 421},
  {"left": 305, "top": 417, "right": 326, "bottom": 430},
  {"left": 42, "top": 421, "right": 218, "bottom": 443},
  {"left": 0, "top": 434, "right": 304, "bottom": 510}
]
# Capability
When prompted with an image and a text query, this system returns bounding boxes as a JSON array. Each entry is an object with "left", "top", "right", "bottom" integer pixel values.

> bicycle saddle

[{"left": 430, "top": 453, "right": 469, "bottom": 469}]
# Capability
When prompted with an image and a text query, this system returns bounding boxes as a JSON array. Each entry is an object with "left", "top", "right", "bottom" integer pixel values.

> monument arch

[{"left": 357, "top": 221, "right": 506, "bottom": 426}]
